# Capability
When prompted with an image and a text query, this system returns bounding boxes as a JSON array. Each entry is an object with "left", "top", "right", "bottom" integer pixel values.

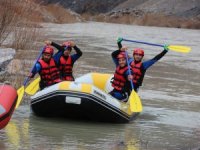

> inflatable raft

[
  {"left": 30, "top": 73, "right": 139, "bottom": 123},
  {"left": 0, "top": 84, "right": 17, "bottom": 129}
]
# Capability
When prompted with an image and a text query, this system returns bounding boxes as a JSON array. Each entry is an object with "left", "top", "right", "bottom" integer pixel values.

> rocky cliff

[
  {"left": 36, "top": 0, "right": 200, "bottom": 28},
  {"left": 38, "top": 0, "right": 126, "bottom": 14},
  {"left": 39, "top": 0, "right": 200, "bottom": 18}
]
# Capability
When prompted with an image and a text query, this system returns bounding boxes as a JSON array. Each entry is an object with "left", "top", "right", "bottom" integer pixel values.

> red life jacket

[
  {"left": 130, "top": 61, "right": 143, "bottom": 86},
  {"left": 112, "top": 66, "right": 128, "bottom": 91},
  {"left": 38, "top": 58, "right": 61, "bottom": 86},
  {"left": 59, "top": 56, "right": 74, "bottom": 81}
]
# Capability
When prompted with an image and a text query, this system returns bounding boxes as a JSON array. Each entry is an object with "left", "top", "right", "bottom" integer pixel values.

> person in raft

[
  {"left": 113, "top": 37, "right": 169, "bottom": 92},
  {"left": 44, "top": 40, "right": 82, "bottom": 81},
  {"left": 109, "top": 52, "right": 133, "bottom": 101},
  {"left": 29, "top": 46, "right": 61, "bottom": 89}
]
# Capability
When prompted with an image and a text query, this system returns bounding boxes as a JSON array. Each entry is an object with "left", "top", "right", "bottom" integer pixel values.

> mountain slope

[
  {"left": 35, "top": 0, "right": 200, "bottom": 28},
  {"left": 39, "top": 0, "right": 200, "bottom": 18},
  {"left": 39, "top": 0, "right": 126, "bottom": 14}
]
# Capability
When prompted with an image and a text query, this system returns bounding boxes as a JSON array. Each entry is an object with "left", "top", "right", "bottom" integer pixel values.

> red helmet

[
  {"left": 117, "top": 52, "right": 126, "bottom": 59},
  {"left": 133, "top": 48, "right": 144, "bottom": 56},
  {"left": 62, "top": 41, "right": 71, "bottom": 47},
  {"left": 43, "top": 46, "right": 54, "bottom": 55}
]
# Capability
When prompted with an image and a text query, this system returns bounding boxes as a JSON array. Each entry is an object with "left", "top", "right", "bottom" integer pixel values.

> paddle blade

[
  {"left": 168, "top": 45, "right": 191, "bottom": 53},
  {"left": 129, "top": 91, "right": 143, "bottom": 112},
  {"left": 15, "top": 86, "right": 25, "bottom": 109},
  {"left": 25, "top": 77, "right": 40, "bottom": 95}
]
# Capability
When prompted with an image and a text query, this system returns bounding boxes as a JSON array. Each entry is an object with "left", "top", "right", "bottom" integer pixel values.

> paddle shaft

[
  {"left": 125, "top": 51, "right": 134, "bottom": 90},
  {"left": 23, "top": 47, "right": 45, "bottom": 86},
  {"left": 123, "top": 38, "right": 164, "bottom": 48},
  {"left": 125, "top": 51, "right": 143, "bottom": 112}
]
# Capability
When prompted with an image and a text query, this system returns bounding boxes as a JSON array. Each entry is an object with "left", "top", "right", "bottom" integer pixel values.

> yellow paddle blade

[
  {"left": 25, "top": 77, "right": 40, "bottom": 95},
  {"left": 15, "top": 86, "right": 25, "bottom": 109},
  {"left": 168, "top": 45, "right": 191, "bottom": 53},
  {"left": 129, "top": 90, "right": 143, "bottom": 112}
]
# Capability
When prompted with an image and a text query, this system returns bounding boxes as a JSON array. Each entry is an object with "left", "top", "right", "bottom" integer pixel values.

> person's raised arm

[
  {"left": 70, "top": 41, "right": 82, "bottom": 56},
  {"left": 143, "top": 45, "right": 169, "bottom": 70},
  {"left": 45, "top": 40, "right": 65, "bottom": 52},
  {"left": 70, "top": 41, "right": 83, "bottom": 63},
  {"left": 117, "top": 37, "right": 123, "bottom": 50}
]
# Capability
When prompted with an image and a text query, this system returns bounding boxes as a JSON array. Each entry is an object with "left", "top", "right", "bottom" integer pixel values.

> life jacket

[
  {"left": 59, "top": 55, "right": 74, "bottom": 81},
  {"left": 112, "top": 66, "right": 128, "bottom": 91},
  {"left": 38, "top": 58, "right": 61, "bottom": 86},
  {"left": 130, "top": 61, "right": 143, "bottom": 86}
]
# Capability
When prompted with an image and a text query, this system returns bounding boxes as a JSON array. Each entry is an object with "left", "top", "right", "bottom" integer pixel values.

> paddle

[
  {"left": 25, "top": 77, "right": 40, "bottom": 95},
  {"left": 125, "top": 51, "right": 143, "bottom": 113},
  {"left": 122, "top": 38, "right": 191, "bottom": 53},
  {"left": 16, "top": 47, "right": 45, "bottom": 108}
]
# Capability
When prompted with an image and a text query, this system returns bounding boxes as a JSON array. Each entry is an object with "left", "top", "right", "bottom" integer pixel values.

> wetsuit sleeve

[
  {"left": 51, "top": 42, "right": 65, "bottom": 52},
  {"left": 117, "top": 41, "right": 122, "bottom": 50},
  {"left": 143, "top": 50, "right": 168, "bottom": 70},
  {"left": 31, "top": 62, "right": 41, "bottom": 77},
  {"left": 111, "top": 50, "right": 121, "bottom": 66},
  {"left": 111, "top": 40, "right": 123, "bottom": 66},
  {"left": 71, "top": 45, "right": 82, "bottom": 64}
]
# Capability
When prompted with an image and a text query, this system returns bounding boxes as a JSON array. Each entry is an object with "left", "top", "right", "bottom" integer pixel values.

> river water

[{"left": 0, "top": 22, "right": 200, "bottom": 150}]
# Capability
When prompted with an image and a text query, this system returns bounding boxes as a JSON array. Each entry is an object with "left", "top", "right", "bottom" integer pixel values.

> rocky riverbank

[{"left": 0, "top": 48, "right": 15, "bottom": 73}]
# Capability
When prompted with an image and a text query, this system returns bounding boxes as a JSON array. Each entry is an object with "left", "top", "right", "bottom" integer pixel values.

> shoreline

[{"left": 81, "top": 12, "right": 200, "bottom": 29}]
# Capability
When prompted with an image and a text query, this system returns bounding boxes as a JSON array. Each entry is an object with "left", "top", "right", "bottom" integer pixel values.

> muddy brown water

[{"left": 0, "top": 22, "right": 200, "bottom": 150}]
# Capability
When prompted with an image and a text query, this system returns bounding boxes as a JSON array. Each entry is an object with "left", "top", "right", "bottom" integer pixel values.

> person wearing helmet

[
  {"left": 112, "top": 37, "right": 134, "bottom": 67},
  {"left": 44, "top": 40, "right": 82, "bottom": 81},
  {"left": 29, "top": 46, "right": 61, "bottom": 89},
  {"left": 109, "top": 52, "right": 133, "bottom": 101},
  {"left": 116, "top": 37, "right": 169, "bottom": 92}
]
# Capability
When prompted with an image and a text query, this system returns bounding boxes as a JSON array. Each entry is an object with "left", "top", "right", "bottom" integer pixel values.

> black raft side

[{"left": 31, "top": 90, "right": 139, "bottom": 123}]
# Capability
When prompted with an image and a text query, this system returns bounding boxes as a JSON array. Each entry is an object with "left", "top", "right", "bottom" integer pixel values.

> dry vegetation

[
  {"left": 0, "top": 0, "right": 43, "bottom": 48},
  {"left": 43, "top": 4, "right": 82, "bottom": 23},
  {"left": 92, "top": 12, "right": 200, "bottom": 29},
  {"left": 0, "top": 0, "right": 42, "bottom": 88},
  {"left": 137, "top": 14, "right": 200, "bottom": 29},
  {"left": 0, "top": 0, "right": 16, "bottom": 46}
]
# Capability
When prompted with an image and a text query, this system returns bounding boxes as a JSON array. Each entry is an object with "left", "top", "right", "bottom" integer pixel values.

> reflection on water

[
  {"left": 2, "top": 115, "right": 143, "bottom": 150},
  {"left": 0, "top": 22, "right": 200, "bottom": 150}
]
